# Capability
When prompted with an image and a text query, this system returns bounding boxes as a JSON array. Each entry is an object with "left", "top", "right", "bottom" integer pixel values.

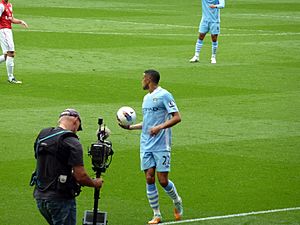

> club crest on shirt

[
  {"left": 168, "top": 101, "right": 175, "bottom": 108},
  {"left": 152, "top": 98, "right": 158, "bottom": 102}
]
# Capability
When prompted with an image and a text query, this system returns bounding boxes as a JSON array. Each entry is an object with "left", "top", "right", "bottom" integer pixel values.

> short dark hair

[{"left": 144, "top": 69, "right": 160, "bottom": 84}]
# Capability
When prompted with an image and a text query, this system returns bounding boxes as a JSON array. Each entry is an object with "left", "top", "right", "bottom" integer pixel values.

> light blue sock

[
  {"left": 195, "top": 39, "right": 203, "bottom": 57},
  {"left": 212, "top": 41, "right": 218, "bottom": 57},
  {"left": 146, "top": 183, "right": 160, "bottom": 215},
  {"left": 163, "top": 180, "right": 180, "bottom": 202}
]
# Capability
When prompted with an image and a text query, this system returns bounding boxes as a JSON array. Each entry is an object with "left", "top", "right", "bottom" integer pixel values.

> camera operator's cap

[{"left": 59, "top": 108, "right": 82, "bottom": 131}]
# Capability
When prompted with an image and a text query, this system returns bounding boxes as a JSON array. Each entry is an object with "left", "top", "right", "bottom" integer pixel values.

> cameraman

[{"left": 32, "top": 109, "right": 103, "bottom": 225}]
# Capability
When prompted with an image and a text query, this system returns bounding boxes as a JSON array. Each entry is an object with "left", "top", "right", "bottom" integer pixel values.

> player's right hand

[{"left": 21, "top": 20, "right": 28, "bottom": 28}]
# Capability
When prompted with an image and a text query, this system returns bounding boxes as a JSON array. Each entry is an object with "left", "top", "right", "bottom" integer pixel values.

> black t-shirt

[
  {"left": 64, "top": 136, "right": 84, "bottom": 167},
  {"left": 34, "top": 127, "right": 84, "bottom": 200}
]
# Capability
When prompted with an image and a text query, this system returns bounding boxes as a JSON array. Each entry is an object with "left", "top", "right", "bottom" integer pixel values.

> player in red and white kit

[{"left": 0, "top": 0, "right": 27, "bottom": 84}]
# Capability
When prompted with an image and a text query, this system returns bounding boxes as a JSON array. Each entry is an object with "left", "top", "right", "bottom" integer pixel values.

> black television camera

[
  {"left": 83, "top": 118, "right": 114, "bottom": 225},
  {"left": 88, "top": 117, "right": 114, "bottom": 175}
]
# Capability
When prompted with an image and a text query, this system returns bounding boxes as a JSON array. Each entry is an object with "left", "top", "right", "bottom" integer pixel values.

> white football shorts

[{"left": 0, "top": 28, "right": 15, "bottom": 53}]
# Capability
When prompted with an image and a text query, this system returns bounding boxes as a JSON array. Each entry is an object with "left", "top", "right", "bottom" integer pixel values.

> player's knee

[
  {"left": 158, "top": 177, "right": 168, "bottom": 187},
  {"left": 7, "top": 51, "right": 15, "bottom": 57},
  {"left": 159, "top": 180, "right": 168, "bottom": 187},
  {"left": 199, "top": 33, "right": 206, "bottom": 40},
  {"left": 146, "top": 175, "right": 155, "bottom": 184},
  {"left": 211, "top": 35, "right": 218, "bottom": 42}
]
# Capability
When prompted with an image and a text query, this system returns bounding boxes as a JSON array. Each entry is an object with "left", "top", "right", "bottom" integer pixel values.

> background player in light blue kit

[
  {"left": 119, "top": 69, "right": 183, "bottom": 224},
  {"left": 190, "top": 0, "right": 225, "bottom": 64}
]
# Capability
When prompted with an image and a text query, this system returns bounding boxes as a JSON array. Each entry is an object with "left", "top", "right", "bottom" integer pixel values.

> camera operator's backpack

[{"left": 30, "top": 127, "right": 81, "bottom": 197}]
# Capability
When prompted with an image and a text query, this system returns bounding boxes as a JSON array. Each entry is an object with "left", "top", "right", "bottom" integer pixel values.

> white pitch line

[
  {"left": 28, "top": 15, "right": 195, "bottom": 29},
  {"left": 160, "top": 207, "right": 300, "bottom": 225},
  {"left": 232, "top": 13, "right": 300, "bottom": 20},
  {"left": 18, "top": 15, "right": 300, "bottom": 32},
  {"left": 15, "top": 29, "right": 300, "bottom": 37}
]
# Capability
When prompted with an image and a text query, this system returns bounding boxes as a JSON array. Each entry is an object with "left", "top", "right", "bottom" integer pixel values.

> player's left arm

[
  {"left": 10, "top": 17, "right": 28, "bottom": 28},
  {"left": 210, "top": 0, "right": 225, "bottom": 9},
  {"left": 150, "top": 111, "right": 181, "bottom": 136}
]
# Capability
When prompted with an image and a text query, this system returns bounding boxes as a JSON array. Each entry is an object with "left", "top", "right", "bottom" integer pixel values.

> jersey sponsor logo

[
  {"left": 143, "top": 107, "right": 159, "bottom": 112},
  {"left": 168, "top": 101, "right": 176, "bottom": 108}
]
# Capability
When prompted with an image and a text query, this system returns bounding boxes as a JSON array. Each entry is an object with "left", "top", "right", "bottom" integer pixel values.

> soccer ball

[{"left": 117, "top": 106, "right": 136, "bottom": 126}]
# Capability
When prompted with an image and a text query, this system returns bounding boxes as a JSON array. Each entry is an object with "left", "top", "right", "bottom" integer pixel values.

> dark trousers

[{"left": 36, "top": 199, "right": 76, "bottom": 225}]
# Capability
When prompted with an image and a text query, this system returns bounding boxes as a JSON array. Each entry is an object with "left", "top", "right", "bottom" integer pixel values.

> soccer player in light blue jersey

[
  {"left": 119, "top": 69, "right": 183, "bottom": 224},
  {"left": 190, "top": 0, "right": 225, "bottom": 64}
]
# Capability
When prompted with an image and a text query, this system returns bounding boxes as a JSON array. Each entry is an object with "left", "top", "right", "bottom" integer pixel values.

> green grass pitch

[{"left": 0, "top": 0, "right": 299, "bottom": 224}]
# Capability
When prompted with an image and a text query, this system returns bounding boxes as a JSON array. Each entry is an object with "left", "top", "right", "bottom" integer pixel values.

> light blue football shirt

[
  {"left": 201, "top": 0, "right": 225, "bottom": 23},
  {"left": 140, "top": 87, "right": 179, "bottom": 152}
]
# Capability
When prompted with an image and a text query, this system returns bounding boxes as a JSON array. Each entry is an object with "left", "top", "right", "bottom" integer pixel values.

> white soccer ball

[{"left": 117, "top": 106, "right": 136, "bottom": 126}]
